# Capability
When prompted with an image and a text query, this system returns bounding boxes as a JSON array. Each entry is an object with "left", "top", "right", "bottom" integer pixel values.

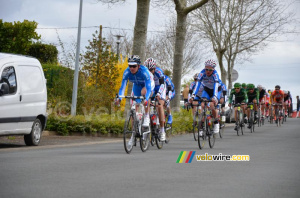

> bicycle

[
  {"left": 149, "top": 98, "right": 164, "bottom": 149},
  {"left": 247, "top": 103, "right": 255, "bottom": 133},
  {"left": 273, "top": 103, "right": 283, "bottom": 127},
  {"left": 233, "top": 103, "right": 245, "bottom": 136},
  {"left": 118, "top": 95, "right": 150, "bottom": 154},
  {"left": 197, "top": 98, "right": 216, "bottom": 149}
]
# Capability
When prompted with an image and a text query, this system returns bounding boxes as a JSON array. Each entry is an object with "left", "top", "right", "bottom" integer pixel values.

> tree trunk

[
  {"left": 125, "top": 0, "right": 150, "bottom": 113},
  {"left": 172, "top": 12, "right": 187, "bottom": 111},
  {"left": 215, "top": 50, "right": 227, "bottom": 86}
]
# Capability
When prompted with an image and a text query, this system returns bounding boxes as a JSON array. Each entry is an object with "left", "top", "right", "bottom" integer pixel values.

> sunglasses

[
  {"left": 249, "top": 89, "right": 254, "bottom": 90},
  {"left": 205, "top": 69, "right": 214, "bottom": 72},
  {"left": 275, "top": 89, "right": 279, "bottom": 91},
  {"left": 149, "top": 68, "right": 155, "bottom": 71},
  {"left": 129, "top": 65, "right": 138, "bottom": 68},
  {"left": 235, "top": 88, "right": 240, "bottom": 90}
]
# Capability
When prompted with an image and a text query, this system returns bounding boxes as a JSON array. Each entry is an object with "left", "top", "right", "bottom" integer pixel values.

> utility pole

[
  {"left": 71, "top": 0, "right": 83, "bottom": 116},
  {"left": 96, "top": 25, "right": 102, "bottom": 87}
]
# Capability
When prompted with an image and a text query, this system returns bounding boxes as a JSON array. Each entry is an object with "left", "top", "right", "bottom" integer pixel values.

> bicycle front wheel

[
  {"left": 208, "top": 128, "right": 215, "bottom": 148},
  {"left": 140, "top": 123, "right": 150, "bottom": 152},
  {"left": 155, "top": 129, "right": 163, "bottom": 149},
  {"left": 192, "top": 113, "right": 199, "bottom": 141},
  {"left": 165, "top": 123, "right": 172, "bottom": 144},
  {"left": 124, "top": 113, "right": 136, "bottom": 154}
]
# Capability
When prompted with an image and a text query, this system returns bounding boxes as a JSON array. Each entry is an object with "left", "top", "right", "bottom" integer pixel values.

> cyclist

[
  {"left": 189, "top": 73, "right": 202, "bottom": 119},
  {"left": 271, "top": 85, "right": 284, "bottom": 122},
  {"left": 257, "top": 85, "right": 267, "bottom": 118},
  {"left": 246, "top": 83, "right": 259, "bottom": 127},
  {"left": 190, "top": 60, "right": 221, "bottom": 135},
  {"left": 283, "top": 90, "right": 291, "bottom": 117},
  {"left": 116, "top": 55, "right": 154, "bottom": 144},
  {"left": 228, "top": 82, "right": 248, "bottom": 131},
  {"left": 242, "top": 83, "right": 247, "bottom": 90},
  {"left": 144, "top": 57, "right": 167, "bottom": 141},
  {"left": 165, "top": 75, "right": 175, "bottom": 124},
  {"left": 265, "top": 88, "right": 270, "bottom": 118}
]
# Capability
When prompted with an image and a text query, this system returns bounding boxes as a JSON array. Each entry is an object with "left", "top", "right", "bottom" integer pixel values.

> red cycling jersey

[{"left": 271, "top": 90, "right": 284, "bottom": 103}]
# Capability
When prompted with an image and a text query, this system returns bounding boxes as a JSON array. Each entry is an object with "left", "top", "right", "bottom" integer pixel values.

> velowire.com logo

[{"left": 176, "top": 151, "right": 250, "bottom": 163}]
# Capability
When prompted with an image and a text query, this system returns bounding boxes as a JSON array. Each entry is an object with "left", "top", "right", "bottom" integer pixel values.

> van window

[
  {"left": 19, "top": 66, "right": 44, "bottom": 94},
  {"left": 0, "top": 66, "right": 17, "bottom": 94}
]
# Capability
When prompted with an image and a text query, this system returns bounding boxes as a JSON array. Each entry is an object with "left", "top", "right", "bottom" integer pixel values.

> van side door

[{"left": 0, "top": 65, "right": 21, "bottom": 134}]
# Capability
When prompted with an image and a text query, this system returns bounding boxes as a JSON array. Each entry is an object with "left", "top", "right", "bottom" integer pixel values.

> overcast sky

[{"left": 1, "top": 0, "right": 300, "bottom": 105}]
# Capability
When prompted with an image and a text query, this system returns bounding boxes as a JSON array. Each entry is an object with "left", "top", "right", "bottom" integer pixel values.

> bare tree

[
  {"left": 191, "top": 0, "right": 295, "bottom": 88},
  {"left": 171, "top": 0, "right": 209, "bottom": 109},
  {"left": 145, "top": 16, "right": 206, "bottom": 78}
]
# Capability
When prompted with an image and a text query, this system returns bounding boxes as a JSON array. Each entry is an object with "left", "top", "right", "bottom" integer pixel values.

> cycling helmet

[
  {"left": 242, "top": 83, "right": 247, "bottom": 88},
  {"left": 275, "top": 85, "right": 280, "bottom": 89},
  {"left": 247, "top": 83, "right": 255, "bottom": 89},
  {"left": 257, "top": 84, "right": 262, "bottom": 89},
  {"left": 128, "top": 55, "right": 141, "bottom": 65},
  {"left": 204, "top": 59, "right": 216, "bottom": 68},
  {"left": 284, "top": 90, "right": 288, "bottom": 94},
  {"left": 193, "top": 73, "right": 199, "bottom": 79},
  {"left": 234, "top": 82, "right": 241, "bottom": 88},
  {"left": 144, "top": 58, "right": 156, "bottom": 70}
]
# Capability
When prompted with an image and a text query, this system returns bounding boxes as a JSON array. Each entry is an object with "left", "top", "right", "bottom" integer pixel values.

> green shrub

[
  {"left": 28, "top": 42, "right": 58, "bottom": 64},
  {"left": 45, "top": 109, "right": 194, "bottom": 136}
]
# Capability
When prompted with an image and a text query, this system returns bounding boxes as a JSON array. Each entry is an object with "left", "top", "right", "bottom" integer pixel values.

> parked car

[{"left": 0, "top": 53, "right": 47, "bottom": 146}]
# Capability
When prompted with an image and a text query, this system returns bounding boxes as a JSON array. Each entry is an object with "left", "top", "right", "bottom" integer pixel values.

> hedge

[{"left": 45, "top": 109, "right": 194, "bottom": 136}]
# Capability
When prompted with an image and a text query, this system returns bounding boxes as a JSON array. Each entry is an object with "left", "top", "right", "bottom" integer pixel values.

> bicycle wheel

[
  {"left": 140, "top": 117, "right": 150, "bottom": 152},
  {"left": 155, "top": 128, "right": 163, "bottom": 149},
  {"left": 124, "top": 112, "right": 136, "bottom": 154},
  {"left": 198, "top": 115, "right": 206, "bottom": 149},
  {"left": 165, "top": 123, "right": 172, "bottom": 144},
  {"left": 150, "top": 125, "right": 156, "bottom": 146},
  {"left": 219, "top": 113, "right": 225, "bottom": 138},
  {"left": 240, "top": 121, "right": 244, "bottom": 135},
  {"left": 192, "top": 112, "right": 199, "bottom": 141},
  {"left": 208, "top": 126, "right": 215, "bottom": 148}
]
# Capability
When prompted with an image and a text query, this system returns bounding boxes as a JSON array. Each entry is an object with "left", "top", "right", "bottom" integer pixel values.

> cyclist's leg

[{"left": 156, "top": 85, "right": 166, "bottom": 140}]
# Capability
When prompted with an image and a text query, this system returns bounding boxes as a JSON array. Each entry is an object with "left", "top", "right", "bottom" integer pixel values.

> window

[{"left": 0, "top": 66, "right": 17, "bottom": 95}]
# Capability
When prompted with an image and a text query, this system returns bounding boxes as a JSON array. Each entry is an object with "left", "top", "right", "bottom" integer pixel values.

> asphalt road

[{"left": 1, "top": 119, "right": 300, "bottom": 198}]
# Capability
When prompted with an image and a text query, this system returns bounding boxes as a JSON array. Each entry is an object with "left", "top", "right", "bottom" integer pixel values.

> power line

[{"left": 37, "top": 26, "right": 166, "bottom": 33}]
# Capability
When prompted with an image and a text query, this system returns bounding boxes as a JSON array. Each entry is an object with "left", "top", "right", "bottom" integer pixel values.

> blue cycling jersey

[
  {"left": 193, "top": 69, "right": 221, "bottom": 98},
  {"left": 165, "top": 75, "right": 174, "bottom": 91},
  {"left": 165, "top": 75, "right": 175, "bottom": 99},
  {"left": 153, "top": 67, "right": 166, "bottom": 95},
  {"left": 118, "top": 65, "right": 152, "bottom": 101}
]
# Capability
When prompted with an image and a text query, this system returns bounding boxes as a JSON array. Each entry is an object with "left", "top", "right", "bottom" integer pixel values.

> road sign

[{"left": 231, "top": 69, "right": 239, "bottom": 82}]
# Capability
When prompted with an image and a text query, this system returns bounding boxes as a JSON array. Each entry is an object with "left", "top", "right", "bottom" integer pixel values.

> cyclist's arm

[
  {"left": 212, "top": 73, "right": 220, "bottom": 98},
  {"left": 256, "top": 89, "right": 260, "bottom": 104},
  {"left": 244, "top": 89, "right": 248, "bottom": 103},
  {"left": 144, "top": 72, "right": 152, "bottom": 101},
  {"left": 156, "top": 77, "right": 165, "bottom": 97}
]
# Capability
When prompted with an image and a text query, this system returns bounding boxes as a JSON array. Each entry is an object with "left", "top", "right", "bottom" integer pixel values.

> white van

[{"left": 0, "top": 53, "right": 47, "bottom": 146}]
